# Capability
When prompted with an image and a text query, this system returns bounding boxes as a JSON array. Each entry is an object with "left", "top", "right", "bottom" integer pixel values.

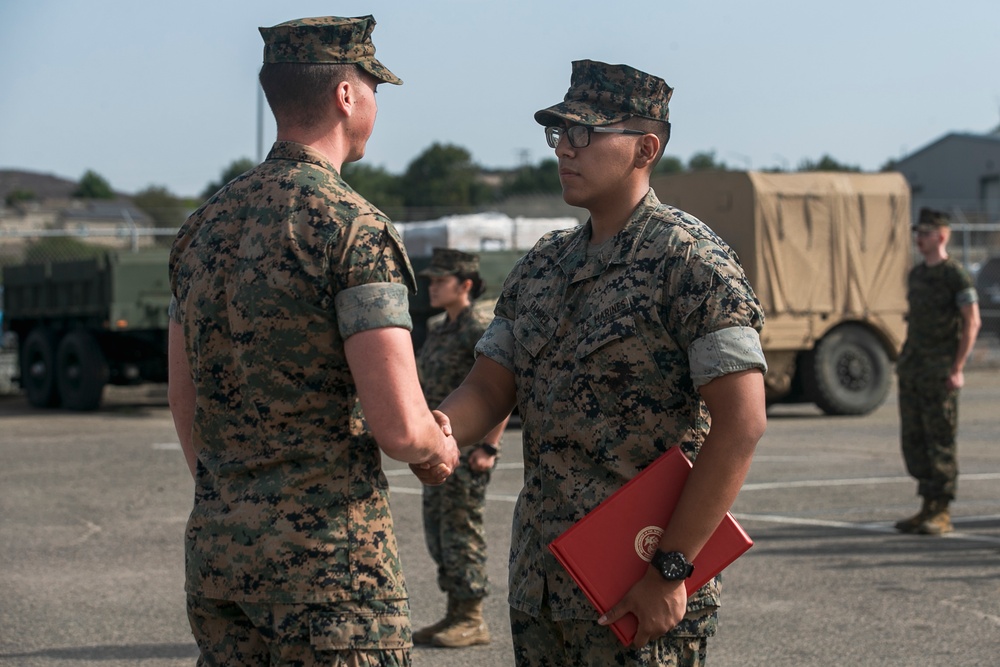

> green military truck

[{"left": 2, "top": 250, "right": 172, "bottom": 410}]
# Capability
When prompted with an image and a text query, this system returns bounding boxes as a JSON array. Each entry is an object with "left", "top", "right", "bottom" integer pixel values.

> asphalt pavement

[{"left": 1, "top": 355, "right": 998, "bottom": 666}]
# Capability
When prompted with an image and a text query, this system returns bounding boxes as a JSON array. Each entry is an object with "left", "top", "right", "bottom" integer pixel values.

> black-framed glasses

[{"left": 544, "top": 124, "right": 646, "bottom": 149}]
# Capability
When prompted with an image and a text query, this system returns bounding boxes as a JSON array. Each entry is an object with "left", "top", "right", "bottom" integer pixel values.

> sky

[{"left": 1, "top": 0, "right": 998, "bottom": 198}]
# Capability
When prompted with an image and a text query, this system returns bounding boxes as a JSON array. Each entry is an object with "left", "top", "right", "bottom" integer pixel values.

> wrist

[{"left": 477, "top": 442, "right": 498, "bottom": 456}]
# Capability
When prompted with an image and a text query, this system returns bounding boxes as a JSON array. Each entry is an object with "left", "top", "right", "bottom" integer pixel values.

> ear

[
  {"left": 634, "top": 133, "right": 661, "bottom": 170},
  {"left": 334, "top": 80, "right": 354, "bottom": 116}
]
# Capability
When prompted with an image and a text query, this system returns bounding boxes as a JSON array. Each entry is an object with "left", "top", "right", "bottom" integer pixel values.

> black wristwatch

[
  {"left": 651, "top": 550, "right": 695, "bottom": 581},
  {"left": 477, "top": 443, "right": 498, "bottom": 456}
]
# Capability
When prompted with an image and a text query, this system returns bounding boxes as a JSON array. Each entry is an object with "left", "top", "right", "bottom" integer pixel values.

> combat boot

[
  {"left": 894, "top": 497, "right": 933, "bottom": 533},
  {"left": 413, "top": 596, "right": 457, "bottom": 645},
  {"left": 431, "top": 597, "right": 490, "bottom": 648},
  {"left": 916, "top": 499, "right": 953, "bottom": 535}
]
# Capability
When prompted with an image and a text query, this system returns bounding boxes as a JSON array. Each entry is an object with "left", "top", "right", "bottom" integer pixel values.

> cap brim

[
  {"left": 360, "top": 58, "right": 402, "bottom": 85},
  {"left": 533, "top": 100, "right": 628, "bottom": 127},
  {"left": 417, "top": 267, "right": 456, "bottom": 277}
]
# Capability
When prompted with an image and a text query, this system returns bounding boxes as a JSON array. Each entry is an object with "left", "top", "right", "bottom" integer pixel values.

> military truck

[
  {"left": 2, "top": 250, "right": 172, "bottom": 410},
  {"left": 652, "top": 171, "right": 912, "bottom": 415}
]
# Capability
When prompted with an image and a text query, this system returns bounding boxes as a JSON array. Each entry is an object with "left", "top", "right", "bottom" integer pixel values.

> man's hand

[
  {"left": 946, "top": 368, "right": 965, "bottom": 391},
  {"left": 597, "top": 567, "right": 687, "bottom": 648},
  {"left": 409, "top": 410, "right": 460, "bottom": 486},
  {"left": 468, "top": 447, "right": 497, "bottom": 472}
]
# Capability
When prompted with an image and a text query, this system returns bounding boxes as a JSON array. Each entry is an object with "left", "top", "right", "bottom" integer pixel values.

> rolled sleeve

[
  {"left": 956, "top": 287, "right": 978, "bottom": 307},
  {"left": 168, "top": 295, "right": 181, "bottom": 324},
  {"left": 474, "top": 316, "right": 516, "bottom": 373},
  {"left": 688, "top": 326, "right": 767, "bottom": 388},
  {"left": 335, "top": 282, "right": 412, "bottom": 339}
]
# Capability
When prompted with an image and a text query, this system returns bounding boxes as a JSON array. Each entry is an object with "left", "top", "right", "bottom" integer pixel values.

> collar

[
  {"left": 265, "top": 141, "right": 341, "bottom": 176},
  {"left": 555, "top": 188, "right": 660, "bottom": 283}
]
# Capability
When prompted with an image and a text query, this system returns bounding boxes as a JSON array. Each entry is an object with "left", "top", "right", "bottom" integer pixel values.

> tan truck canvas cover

[{"left": 652, "top": 171, "right": 911, "bottom": 356}]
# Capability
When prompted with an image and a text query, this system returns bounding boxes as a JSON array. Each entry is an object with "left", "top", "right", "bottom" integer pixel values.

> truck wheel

[
  {"left": 21, "top": 328, "right": 61, "bottom": 408},
  {"left": 55, "top": 331, "right": 108, "bottom": 411},
  {"left": 803, "top": 324, "right": 891, "bottom": 416}
]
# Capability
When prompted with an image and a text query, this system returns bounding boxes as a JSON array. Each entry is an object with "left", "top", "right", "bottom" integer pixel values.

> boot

[
  {"left": 894, "top": 497, "right": 933, "bottom": 533},
  {"left": 916, "top": 499, "right": 953, "bottom": 535},
  {"left": 413, "top": 596, "right": 457, "bottom": 645},
  {"left": 431, "top": 597, "right": 491, "bottom": 648}
]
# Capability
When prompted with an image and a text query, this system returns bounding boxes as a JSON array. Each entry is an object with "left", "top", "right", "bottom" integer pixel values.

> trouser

[
  {"left": 421, "top": 449, "right": 492, "bottom": 599},
  {"left": 898, "top": 368, "right": 959, "bottom": 500},
  {"left": 187, "top": 594, "right": 411, "bottom": 667},
  {"left": 509, "top": 595, "right": 717, "bottom": 667}
]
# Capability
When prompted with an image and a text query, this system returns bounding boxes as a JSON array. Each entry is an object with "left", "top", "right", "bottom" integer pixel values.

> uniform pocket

[{"left": 309, "top": 604, "right": 411, "bottom": 650}]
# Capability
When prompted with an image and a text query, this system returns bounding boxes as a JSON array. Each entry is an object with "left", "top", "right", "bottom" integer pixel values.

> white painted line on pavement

[
  {"left": 735, "top": 512, "right": 1000, "bottom": 545},
  {"left": 152, "top": 442, "right": 181, "bottom": 450}
]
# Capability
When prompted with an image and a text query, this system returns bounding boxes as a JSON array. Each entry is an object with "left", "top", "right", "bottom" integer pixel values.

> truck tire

[
  {"left": 21, "top": 328, "right": 61, "bottom": 408},
  {"left": 803, "top": 324, "right": 891, "bottom": 416},
  {"left": 55, "top": 331, "right": 108, "bottom": 411}
]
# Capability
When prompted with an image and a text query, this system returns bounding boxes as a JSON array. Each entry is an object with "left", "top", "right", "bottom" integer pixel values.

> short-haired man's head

[
  {"left": 259, "top": 62, "right": 361, "bottom": 131},
  {"left": 621, "top": 116, "right": 672, "bottom": 167}
]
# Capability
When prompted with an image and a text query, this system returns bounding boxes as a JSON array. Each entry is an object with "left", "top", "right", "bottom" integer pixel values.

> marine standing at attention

[
  {"left": 895, "top": 207, "right": 981, "bottom": 536},
  {"left": 413, "top": 248, "right": 510, "bottom": 648}
]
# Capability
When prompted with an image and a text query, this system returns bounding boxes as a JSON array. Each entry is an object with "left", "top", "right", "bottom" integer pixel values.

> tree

[
  {"left": 133, "top": 185, "right": 188, "bottom": 229},
  {"left": 201, "top": 158, "right": 256, "bottom": 200},
  {"left": 25, "top": 236, "right": 106, "bottom": 263},
  {"left": 654, "top": 155, "right": 685, "bottom": 175},
  {"left": 399, "top": 143, "right": 493, "bottom": 217},
  {"left": 502, "top": 158, "right": 561, "bottom": 196},
  {"left": 797, "top": 155, "right": 861, "bottom": 172},
  {"left": 688, "top": 151, "right": 727, "bottom": 172},
  {"left": 4, "top": 188, "right": 36, "bottom": 207},
  {"left": 74, "top": 170, "right": 115, "bottom": 199},
  {"left": 341, "top": 163, "right": 404, "bottom": 216}
]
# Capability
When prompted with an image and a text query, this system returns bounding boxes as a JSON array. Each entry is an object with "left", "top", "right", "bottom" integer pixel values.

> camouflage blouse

[
  {"left": 170, "top": 141, "right": 415, "bottom": 604},
  {"left": 476, "top": 189, "right": 766, "bottom": 622},
  {"left": 899, "top": 257, "right": 978, "bottom": 371}
]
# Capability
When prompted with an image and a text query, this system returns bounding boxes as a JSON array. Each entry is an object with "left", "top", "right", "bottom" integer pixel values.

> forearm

[
  {"left": 480, "top": 414, "right": 510, "bottom": 449},
  {"left": 951, "top": 304, "right": 981, "bottom": 375},
  {"left": 438, "top": 356, "right": 517, "bottom": 448},
  {"left": 655, "top": 369, "right": 766, "bottom": 560},
  {"left": 346, "top": 326, "right": 456, "bottom": 466}
]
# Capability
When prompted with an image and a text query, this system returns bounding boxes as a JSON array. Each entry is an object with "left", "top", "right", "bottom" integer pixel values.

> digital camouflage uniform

[
  {"left": 417, "top": 301, "right": 497, "bottom": 601},
  {"left": 897, "top": 256, "right": 978, "bottom": 502},
  {"left": 171, "top": 16, "right": 418, "bottom": 659},
  {"left": 476, "top": 188, "right": 767, "bottom": 665}
]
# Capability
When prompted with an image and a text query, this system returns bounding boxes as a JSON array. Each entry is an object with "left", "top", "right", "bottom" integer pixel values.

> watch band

[{"left": 477, "top": 443, "right": 499, "bottom": 456}]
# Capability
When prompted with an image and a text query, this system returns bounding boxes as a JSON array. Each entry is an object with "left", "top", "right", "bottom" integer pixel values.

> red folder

[{"left": 548, "top": 446, "right": 753, "bottom": 646}]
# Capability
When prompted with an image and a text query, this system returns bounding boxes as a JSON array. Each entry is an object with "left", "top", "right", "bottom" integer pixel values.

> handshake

[{"left": 408, "top": 409, "right": 462, "bottom": 486}]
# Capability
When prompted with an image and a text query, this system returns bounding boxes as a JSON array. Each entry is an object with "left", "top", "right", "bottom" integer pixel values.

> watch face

[{"left": 655, "top": 551, "right": 693, "bottom": 580}]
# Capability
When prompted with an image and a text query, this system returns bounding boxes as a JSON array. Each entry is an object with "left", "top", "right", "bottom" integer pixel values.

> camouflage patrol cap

[
  {"left": 259, "top": 15, "right": 402, "bottom": 85},
  {"left": 534, "top": 59, "right": 673, "bottom": 127},
  {"left": 914, "top": 207, "right": 951, "bottom": 230},
  {"left": 418, "top": 248, "right": 480, "bottom": 277}
]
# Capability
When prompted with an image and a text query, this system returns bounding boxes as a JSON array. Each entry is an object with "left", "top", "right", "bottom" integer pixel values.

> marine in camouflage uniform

[
  {"left": 413, "top": 248, "right": 507, "bottom": 647},
  {"left": 168, "top": 15, "right": 458, "bottom": 666},
  {"left": 437, "top": 60, "right": 768, "bottom": 666},
  {"left": 895, "top": 208, "right": 981, "bottom": 536}
]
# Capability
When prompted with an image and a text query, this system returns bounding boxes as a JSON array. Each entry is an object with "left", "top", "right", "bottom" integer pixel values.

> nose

[{"left": 554, "top": 133, "right": 575, "bottom": 157}]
